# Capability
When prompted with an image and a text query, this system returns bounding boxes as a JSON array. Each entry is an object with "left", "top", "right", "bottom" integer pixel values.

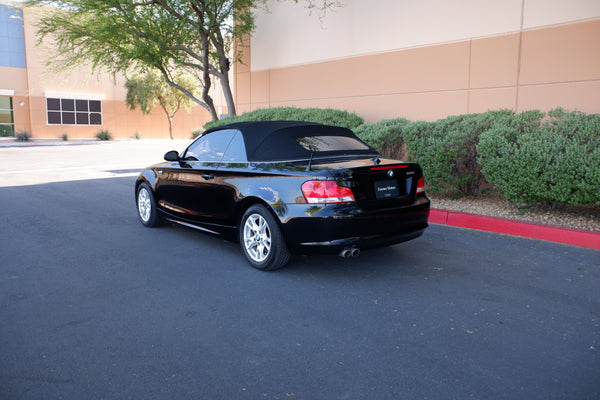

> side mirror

[{"left": 164, "top": 150, "right": 180, "bottom": 162}]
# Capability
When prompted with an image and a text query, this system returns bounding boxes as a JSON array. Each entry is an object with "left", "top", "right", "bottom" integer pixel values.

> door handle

[{"left": 202, "top": 174, "right": 214, "bottom": 180}]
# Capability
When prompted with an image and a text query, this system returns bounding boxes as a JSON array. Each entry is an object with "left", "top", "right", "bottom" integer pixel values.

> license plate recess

[{"left": 374, "top": 179, "right": 400, "bottom": 199}]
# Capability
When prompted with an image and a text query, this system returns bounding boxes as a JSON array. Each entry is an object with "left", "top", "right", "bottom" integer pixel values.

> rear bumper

[{"left": 279, "top": 196, "right": 430, "bottom": 254}]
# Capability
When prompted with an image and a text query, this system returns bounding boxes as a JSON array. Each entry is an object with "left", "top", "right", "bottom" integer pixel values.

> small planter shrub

[
  {"left": 478, "top": 109, "right": 600, "bottom": 207},
  {"left": 354, "top": 118, "right": 410, "bottom": 160},
  {"left": 61, "top": 133, "right": 68, "bottom": 141},
  {"left": 96, "top": 129, "right": 113, "bottom": 141},
  {"left": 191, "top": 127, "right": 203, "bottom": 139},
  {"left": 15, "top": 131, "right": 32, "bottom": 142},
  {"left": 200, "top": 107, "right": 364, "bottom": 135}
]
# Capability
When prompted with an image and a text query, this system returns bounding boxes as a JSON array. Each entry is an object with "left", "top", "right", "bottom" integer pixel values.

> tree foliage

[
  {"left": 28, "top": 0, "right": 257, "bottom": 120},
  {"left": 27, "top": 0, "right": 341, "bottom": 121},
  {"left": 126, "top": 70, "right": 197, "bottom": 139}
]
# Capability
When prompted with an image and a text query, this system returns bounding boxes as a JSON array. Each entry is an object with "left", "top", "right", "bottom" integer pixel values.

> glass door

[{"left": 0, "top": 97, "right": 14, "bottom": 137}]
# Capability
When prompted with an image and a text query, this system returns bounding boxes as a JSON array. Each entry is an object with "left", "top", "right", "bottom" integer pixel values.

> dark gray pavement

[{"left": 0, "top": 143, "right": 599, "bottom": 400}]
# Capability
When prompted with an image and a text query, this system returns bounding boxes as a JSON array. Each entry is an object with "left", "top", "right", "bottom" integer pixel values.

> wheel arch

[
  {"left": 237, "top": 198, "right": 291, "bottom": 270},
  {"left": 135, "top": 169, "right": 159, "bottom": 197},
  {"left": 235, "top": 197, "right": 289, "bottom": 243}
]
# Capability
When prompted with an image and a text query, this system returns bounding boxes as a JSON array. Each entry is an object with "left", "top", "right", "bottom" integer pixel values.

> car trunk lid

[{"left": 321, "top": 158, "right": 424, "bottom": 208}]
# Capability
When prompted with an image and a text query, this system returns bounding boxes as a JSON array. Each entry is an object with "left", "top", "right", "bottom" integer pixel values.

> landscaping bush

[
  {"left": 196, "top": 107, "right": 364, "bottom": 137},
  {"left": 15, "top": 131, "right": 32, "bottom": 142},
  {"left": 354, "top": 118, "right": 410, "bottom": 160},
  {"left": 96, "top": 129, "right": 113, "bottom": 141},
  {"left": 478, "top": 109, "right": 600, "bottom": 207},
  {"left": 403, "top": 110, "right": 513, "bottom": 196}
]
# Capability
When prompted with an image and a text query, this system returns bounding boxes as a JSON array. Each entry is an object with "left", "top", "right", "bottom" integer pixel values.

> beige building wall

[
  {"left": 236, "top": 0, "right": 600, "bottom": 122},
  {"left": 1, "top": 2, "right": 223, "bottom": 139}
]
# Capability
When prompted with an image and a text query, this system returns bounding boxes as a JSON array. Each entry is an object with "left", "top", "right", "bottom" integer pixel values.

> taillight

[
  {"left": 416, "top": 176, "right": 425, "bottom": 194},
  {"left": 301, "top": 180, "right": 355, "bottom": 204}
]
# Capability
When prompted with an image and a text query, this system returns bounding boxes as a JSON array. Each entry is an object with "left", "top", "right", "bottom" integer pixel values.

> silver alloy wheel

[
  {"left": 137, "top": 187, "right": 152, "bottom": 223},
  {"left": 243, "top": 213, "right": 272, "bottom": 263}
]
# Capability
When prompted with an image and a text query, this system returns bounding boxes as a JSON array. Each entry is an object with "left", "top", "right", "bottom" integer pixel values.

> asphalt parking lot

[{"left": 1, "top": 141, "right": 599, "bottom": 399}]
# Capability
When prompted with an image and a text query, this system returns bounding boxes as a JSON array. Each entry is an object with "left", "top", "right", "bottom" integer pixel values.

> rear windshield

[
  {"left": 296, "top": 136, "right": 370, "bottom": 152},
  {"left": 247, "top": 126, "right": 377, "bottom": 162}
]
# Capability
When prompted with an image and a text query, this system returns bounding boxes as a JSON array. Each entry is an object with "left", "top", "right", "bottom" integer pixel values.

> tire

[
  {"left": 239, "top": 204, "right": 290, "bottom": 271},
  {"left": 136, "top": 183, "right": 162, "bottom": 227}
]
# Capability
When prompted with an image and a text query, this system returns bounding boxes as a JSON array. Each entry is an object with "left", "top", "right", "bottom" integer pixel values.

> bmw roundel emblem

[{"left": 387, "top": 170, "right": 394, "bottom": 177}]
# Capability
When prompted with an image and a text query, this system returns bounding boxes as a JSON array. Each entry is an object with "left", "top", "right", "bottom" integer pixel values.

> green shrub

[
  {"left": 403, "top": 110, "right": 513, "bottom": 196},
  {"left": 191, "top": 127, "right": 204, "bottom": 139},
  {"left": 197, "top": 107, "right": 364, "bottom": 137},
  {"left": 478, "top": 109, "right": 600, "bottom": 206},
  {"left": 15, "top": 131, "right": 31, "bottom": 142},
  {"left": 61, "top": 133, "right": 68, "bottom": 141},
  {"left": 96, "top": 129, "right": 113, "bottom": 141},
  {"left": 354, "top": 118, "right": 410, "bottom": 159}
]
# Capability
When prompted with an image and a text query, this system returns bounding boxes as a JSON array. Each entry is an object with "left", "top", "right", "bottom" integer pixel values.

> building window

[
  {"left": 0, "top": 5, "right": 27, "bottom": 69},
  {"left": 46, "top": 97, "right": 102, "bottom": 126},
  {"left": 0, "top": 97, "right": 14, "bottom": 137}
]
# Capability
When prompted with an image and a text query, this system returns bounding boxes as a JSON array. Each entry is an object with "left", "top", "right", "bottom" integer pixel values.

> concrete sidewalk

[
  {"left": 0, "top": 137, "right": 96, "bottom": 146},
  {"left": 0, "top": 137, "right": 170, "bottom": 147}
]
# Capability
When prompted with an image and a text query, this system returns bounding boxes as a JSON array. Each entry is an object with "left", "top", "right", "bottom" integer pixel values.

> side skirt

[{"left": 165, "top": 218, "right": 221, "bottom": 235}]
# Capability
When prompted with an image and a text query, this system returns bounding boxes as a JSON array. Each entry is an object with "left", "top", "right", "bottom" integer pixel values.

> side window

[
  {"left": 184, "top": 129, "right": 237, "bottom": 161},
  {"left": 221, "top": 132, "right": 247, "bottom": 162}
]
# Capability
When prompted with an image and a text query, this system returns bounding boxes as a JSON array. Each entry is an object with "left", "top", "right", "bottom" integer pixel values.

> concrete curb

[{"left": 430, "top": 209, "right": 600, "bottom": 250}]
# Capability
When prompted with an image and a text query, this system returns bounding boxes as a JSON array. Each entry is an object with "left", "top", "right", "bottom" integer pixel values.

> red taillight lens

[
  {"left": 416, "top": 176, "right": 425, "bottom": 194},
  {"left": 301, "top": 180, "right": 355, "bottom": 204}
]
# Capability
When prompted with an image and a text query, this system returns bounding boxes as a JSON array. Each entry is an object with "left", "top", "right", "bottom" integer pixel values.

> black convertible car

[{"left": 136, "top": 121, "right": 430, "bottom": 270}]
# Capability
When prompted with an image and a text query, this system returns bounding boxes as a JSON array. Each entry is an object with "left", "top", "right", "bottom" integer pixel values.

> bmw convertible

[{"left": 135, "top": 121, "right": 430, "bottom": 270}]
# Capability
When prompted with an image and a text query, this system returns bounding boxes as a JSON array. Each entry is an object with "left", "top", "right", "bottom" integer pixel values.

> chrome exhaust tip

[
  {"left": 339, "top": 248, "right": 360, "bottom": 258},
  {"left": 340, "top": 249, "right": 352, "bottom": 258}
]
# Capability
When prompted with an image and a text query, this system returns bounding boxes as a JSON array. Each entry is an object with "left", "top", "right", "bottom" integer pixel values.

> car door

[
  {"left": 209, "top": 130, "right": 249, "bottom": 226},
  {"left": 155, "top": 129, "right": 237, "bottom": 224}
]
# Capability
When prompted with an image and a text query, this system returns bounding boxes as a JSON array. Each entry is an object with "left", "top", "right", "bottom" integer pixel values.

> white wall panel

[
  {"left": 523, "top": 0, "right": 600, "bottom": 29},
  {"left": 251, "top": 0, "right": 523, "bottom": 71},
  {"left": 251, "top": 0, "right": 600, "bottom": 72}
]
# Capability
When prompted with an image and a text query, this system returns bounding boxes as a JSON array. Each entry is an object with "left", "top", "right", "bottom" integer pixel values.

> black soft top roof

[{"left": 203, "top": 120, "right": 377, "bottom": 162}]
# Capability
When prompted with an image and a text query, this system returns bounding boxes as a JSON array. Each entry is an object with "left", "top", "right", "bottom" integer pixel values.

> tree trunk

[
  {"left": 220, "top": 72, "right": 236, "bottom": 117},
  {"left": 160, "top": 104, "right": 175, "bottom": 140},
  {"left": 167, "top": 115, "right": 174, "bottom": 140},
  {"left": 211, "top": 30, "right": 236, "bottom": 117}
]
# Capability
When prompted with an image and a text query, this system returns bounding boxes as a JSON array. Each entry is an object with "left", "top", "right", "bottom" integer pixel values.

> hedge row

[
  {"left": 357, "top": 109, "right": 599, "bottom": 207},
  {"left": 197, "top": 107, "right": 600, "bottom": 207},
  {"left": 196, "top": 107, "right": 364, "bottom": 137},
  {"left": 478, "top": 109, "right": 600, "bottom": 206}
]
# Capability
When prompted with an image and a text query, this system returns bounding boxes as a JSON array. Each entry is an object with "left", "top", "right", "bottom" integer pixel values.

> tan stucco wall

[{"left": 237, "top": 0, "right": 600, "bottom": 122}]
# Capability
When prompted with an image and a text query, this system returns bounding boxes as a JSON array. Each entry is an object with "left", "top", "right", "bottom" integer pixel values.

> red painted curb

[{"left": 430, "top": 209, "right": 600, "bottom": 250}]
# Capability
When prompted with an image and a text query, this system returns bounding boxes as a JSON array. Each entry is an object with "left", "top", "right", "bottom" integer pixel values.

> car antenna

[
  {"left": 373, "top": 156, "right": 381, "bottom": 165},
  {"left": 306, "top": 151, "right": 314, "bottom": 171}
]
